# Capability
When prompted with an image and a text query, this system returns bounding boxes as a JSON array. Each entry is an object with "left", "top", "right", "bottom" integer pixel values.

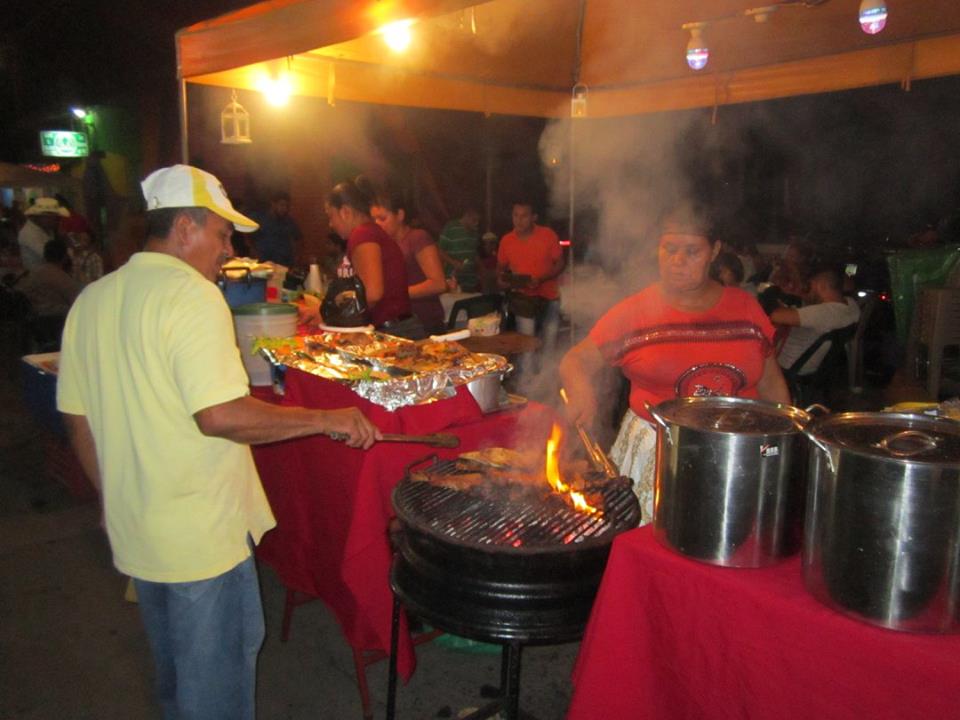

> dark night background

[{"left": 2, "top": 1, "right": 959, "bottom": 250}]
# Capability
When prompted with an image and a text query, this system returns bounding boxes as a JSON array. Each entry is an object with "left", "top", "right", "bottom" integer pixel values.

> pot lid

[
  {"left": 652, "top": 396, "right": 807, "bottom": 435},
  {"left": 232, "top": 302, "right": 297, "bottom": 316},
  {"left": 807, "top": 412, "right": 960, "bottom": 464}
]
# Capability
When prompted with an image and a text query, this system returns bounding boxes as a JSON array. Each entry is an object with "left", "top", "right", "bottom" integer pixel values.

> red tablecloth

[
  {"left": 251, "top": 369, "right": 553, "bottom": 681},
  {"left": 567, "top": 526, "right": 960, "bottom": 720}
]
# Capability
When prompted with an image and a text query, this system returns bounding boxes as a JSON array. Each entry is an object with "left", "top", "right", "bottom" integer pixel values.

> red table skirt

[
  {"left": 566, "top": 526, "right": 960, "bottom": 720},
  {"left": 251, "top": 370, "right": 553, "bottom": 680}
]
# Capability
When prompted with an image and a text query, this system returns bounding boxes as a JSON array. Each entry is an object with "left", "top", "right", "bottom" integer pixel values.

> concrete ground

[{"left": 0, "top": 339, "right": 932, "bottom": 720}]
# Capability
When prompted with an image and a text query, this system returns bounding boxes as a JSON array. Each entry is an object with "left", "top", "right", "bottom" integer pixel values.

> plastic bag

[
  {"left": 321, "top": 275, "right": 369, "bottom": 327},
  {"left": 887, "top": 246, "right": 960, "bottom": 345}
]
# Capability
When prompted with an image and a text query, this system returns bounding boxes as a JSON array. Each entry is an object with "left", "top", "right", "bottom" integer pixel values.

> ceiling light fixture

[
  {"left": 262, "top": 74, "right": 291, "bottom": 106},
  {"left": 381, "top": 19, "right": 414, "bottom": 52},
  {"left": 744, "top": 5, "right": 779, "bottom": 22},
  {"left": 858, "top": 0, "right": 887, "bottom": 34},
  {"left": 683, "top": 23, "right": 709, "bottom": 71}
]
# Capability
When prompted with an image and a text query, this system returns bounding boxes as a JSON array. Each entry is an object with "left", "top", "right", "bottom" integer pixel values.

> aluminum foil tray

[{"left": 268, "top": 331, "right": 509, "bottom": 411}]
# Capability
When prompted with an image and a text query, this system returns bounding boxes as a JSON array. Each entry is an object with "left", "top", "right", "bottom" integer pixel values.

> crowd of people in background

[
  {"left": 0, "top": 194, "right": 107, "bottom": 352},
  {"left": 4, "top": 162, "right": 957, "bottom": 394}
]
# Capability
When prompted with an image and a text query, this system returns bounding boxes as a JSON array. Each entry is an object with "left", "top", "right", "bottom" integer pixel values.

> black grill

[{"left": 386, "top": 455, "right": 640, "bottom": 720}]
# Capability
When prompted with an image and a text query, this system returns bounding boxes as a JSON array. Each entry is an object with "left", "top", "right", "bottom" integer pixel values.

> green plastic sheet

[{"left": 887, "top": 246, "right": 960, "bottom": 345}]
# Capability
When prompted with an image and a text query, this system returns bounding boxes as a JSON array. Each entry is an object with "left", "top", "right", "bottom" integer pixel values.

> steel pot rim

[
  {"left": 649, "top": 396, "right": 812, "bottom": 437},
  {"left": 805, "top": 411, "right": 960, "bottom": 468}
]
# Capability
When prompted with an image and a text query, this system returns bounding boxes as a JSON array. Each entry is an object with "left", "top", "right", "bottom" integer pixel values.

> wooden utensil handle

[{"left": 326, "top": 431, "right": 459, "bottom": 448}]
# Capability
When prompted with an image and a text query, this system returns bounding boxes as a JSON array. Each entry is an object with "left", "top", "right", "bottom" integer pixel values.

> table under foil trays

[{"left": 265, "top": 332, "right": 509, "bottom": 411}]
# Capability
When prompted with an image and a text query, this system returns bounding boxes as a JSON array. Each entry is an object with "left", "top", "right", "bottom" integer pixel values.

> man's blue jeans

[{"left": 133, "top": 555, "right": 265, "bottom": 720}]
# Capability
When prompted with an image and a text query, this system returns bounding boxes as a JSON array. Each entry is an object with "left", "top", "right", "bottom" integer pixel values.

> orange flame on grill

[{"left": 546, "top": 423, "right": 598, "bottom": 514}]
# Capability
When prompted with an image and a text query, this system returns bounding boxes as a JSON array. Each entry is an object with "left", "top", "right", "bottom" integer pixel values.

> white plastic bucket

[{"left": 232, "top": 303, "right": 298, "bottom": 386}]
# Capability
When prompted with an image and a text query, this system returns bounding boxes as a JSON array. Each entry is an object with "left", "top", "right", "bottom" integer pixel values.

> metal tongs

[
  {"left": 560, "top": 388, "right": 619, "bottom": 480},
  {"left": 326, "top": 431, "right": 460, "bottom": 448}
]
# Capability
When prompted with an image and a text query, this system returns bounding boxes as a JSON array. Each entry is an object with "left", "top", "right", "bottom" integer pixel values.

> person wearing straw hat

[
  {"left": 56, "top": 164, "right": 380, "bottom": 720},
  {"left": 18, "top": 197, "right": 69, "bottom": 270}
]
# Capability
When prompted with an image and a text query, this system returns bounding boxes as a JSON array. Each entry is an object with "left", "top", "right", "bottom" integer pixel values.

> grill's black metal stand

[{"left": 385, "top": 594, "right": 537, "bottom": 720}]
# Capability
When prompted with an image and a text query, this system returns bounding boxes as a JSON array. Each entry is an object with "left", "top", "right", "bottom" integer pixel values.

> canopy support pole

[
  {"left": 179, "top": 78, "right": 189, "bottom": 165},
  {"left": 567, "top": 118, "right": 576, "bottom": 343},
  {"left": 484, "top": 121, "right": 494, "bottom": 234},
  {"left": 566, "top": 0, "right": 588, "bottom": 344}
]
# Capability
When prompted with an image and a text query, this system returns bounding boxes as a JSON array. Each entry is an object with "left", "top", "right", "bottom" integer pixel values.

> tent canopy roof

[{"left": 178, "top": 0, "right": 960, "bottom": 117}]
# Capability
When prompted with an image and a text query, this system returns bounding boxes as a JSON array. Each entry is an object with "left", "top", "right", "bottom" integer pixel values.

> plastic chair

[
  {"left": 911, "top": 287, "right": 960, "bottom": 400},
  {"left": 446, "top": 293, "right": 503, "bottom": 331},
  {"left": 783, "top": 323, "right": 857, "bottom": 406}
]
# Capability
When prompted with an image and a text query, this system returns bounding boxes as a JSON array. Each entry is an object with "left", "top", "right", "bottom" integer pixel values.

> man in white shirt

[{"left": 773, "top": 267, "right": 861, "bottom": 375}]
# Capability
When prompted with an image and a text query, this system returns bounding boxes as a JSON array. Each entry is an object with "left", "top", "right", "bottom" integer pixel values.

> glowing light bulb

[
  {"left": 71, "top": 107, "right": 87, "bottom": 119},
  {"left": 686, "top": 28, "right": 709, "bottom": 71},
  {"left": 381, "top": 20, "right": 413, "bottom": 52},
  {"left": 262, "top": 75, "right": 291, "bottom": 107},
  {"left": 859, "top": 0, "right": 887, "bottom": 35}
]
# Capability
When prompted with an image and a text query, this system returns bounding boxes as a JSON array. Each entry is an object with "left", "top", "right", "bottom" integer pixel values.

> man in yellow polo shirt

[{"left": 56, "top": 164, "right": 380, "bottom": 720}]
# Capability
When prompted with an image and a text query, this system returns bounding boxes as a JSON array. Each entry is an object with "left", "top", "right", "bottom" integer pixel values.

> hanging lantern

[{"left": 221, "top": 90, "right": 252, "bottom": 145}]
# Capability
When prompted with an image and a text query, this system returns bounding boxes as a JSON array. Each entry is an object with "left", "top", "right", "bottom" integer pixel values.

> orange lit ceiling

[{"left": 177, "top": 0, "right": 960, "bottom": 117}]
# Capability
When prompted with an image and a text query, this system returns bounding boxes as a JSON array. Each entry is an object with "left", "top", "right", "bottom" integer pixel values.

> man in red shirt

[{"left": 497, "top": 201, "right": 565, "bottom": 369}]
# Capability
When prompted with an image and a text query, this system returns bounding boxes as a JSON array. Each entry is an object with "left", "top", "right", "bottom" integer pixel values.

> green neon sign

[{"left": 39, "top": 130, "right": 90, "bottom": 158}]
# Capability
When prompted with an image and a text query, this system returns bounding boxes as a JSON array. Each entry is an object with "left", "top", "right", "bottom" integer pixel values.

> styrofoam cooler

[{"left": 232, "top": 303, "right": 298, "bottom": 386}]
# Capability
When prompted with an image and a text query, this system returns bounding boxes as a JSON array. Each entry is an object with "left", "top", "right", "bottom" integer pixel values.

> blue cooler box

[
  {"left": 21, "top": 352, "right": 64, "bottom": 436},
  {"left": 219, "top": 268, "right": 268, "bottom": 308}
]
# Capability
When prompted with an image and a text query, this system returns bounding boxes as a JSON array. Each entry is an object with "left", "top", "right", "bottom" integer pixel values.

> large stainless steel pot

[
  {"left": 803, "top": 412, "right": 960, "bottom": 633},
  {"left": 647, "top": 397, "right": 812, "bottom": 567}
]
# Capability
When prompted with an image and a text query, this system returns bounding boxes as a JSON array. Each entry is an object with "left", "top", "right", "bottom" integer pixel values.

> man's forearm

[{"left": 194, "top": 396, "right": 379, "bottom": 448}]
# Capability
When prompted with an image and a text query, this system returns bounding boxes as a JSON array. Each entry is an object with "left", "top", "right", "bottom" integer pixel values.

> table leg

[{"left": 386, "top": 593, "right": 401, "bottom": 720}]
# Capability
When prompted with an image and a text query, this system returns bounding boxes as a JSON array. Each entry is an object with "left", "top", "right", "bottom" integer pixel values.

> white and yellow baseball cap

[{"left": 141, "top": 164, "right": 259, "bottom": 233}]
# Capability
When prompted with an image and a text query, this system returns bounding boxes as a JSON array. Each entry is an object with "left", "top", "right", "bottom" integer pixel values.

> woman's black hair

[
  {"left": 659, "top": 206, "right": 716, "bottom": 244},
  {"left": 374, "top": 187, "right": 421, "bottom": 228},
  {"left": 710, "top": 251, "right": 744, "bottom": 284},
  {"left": 327, "top": 175, "right": 376, "bottom": 215}
]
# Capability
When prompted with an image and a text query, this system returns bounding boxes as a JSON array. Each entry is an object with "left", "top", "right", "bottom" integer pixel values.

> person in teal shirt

[{"left": 438, "top": 207, "right": 480, "bottom": 291}]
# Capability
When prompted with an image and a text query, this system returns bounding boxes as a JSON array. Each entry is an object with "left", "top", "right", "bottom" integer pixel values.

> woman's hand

[
  {"left": 562, "top": 388, "right": 598, "bottom": 429},
  {"left": 297, "top": 300, "right": 321, "bottom": 326}
]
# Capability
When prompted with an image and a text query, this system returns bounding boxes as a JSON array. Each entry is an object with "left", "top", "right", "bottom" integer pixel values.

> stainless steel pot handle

[
  {"left": 874, "top": 430, "right": 938, "bottom": 458},
  {"left": 802, "top": 429, "right": 837, "bottom": 474},
  {"left": 643, "top": 400, "right": 673, "bottom": 446},
  {"left": 794, "top": 403, "right": 831, "bottom": 432}
]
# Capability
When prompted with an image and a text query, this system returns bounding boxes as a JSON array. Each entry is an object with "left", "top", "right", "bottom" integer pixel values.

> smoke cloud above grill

[{"left": 538, "top": 112, "right": 711, "bottom": 331}]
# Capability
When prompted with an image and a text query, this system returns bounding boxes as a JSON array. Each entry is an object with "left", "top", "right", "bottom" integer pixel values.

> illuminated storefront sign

[{"left": 39, "top": 130, "right": 90, "bottom": 158}]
